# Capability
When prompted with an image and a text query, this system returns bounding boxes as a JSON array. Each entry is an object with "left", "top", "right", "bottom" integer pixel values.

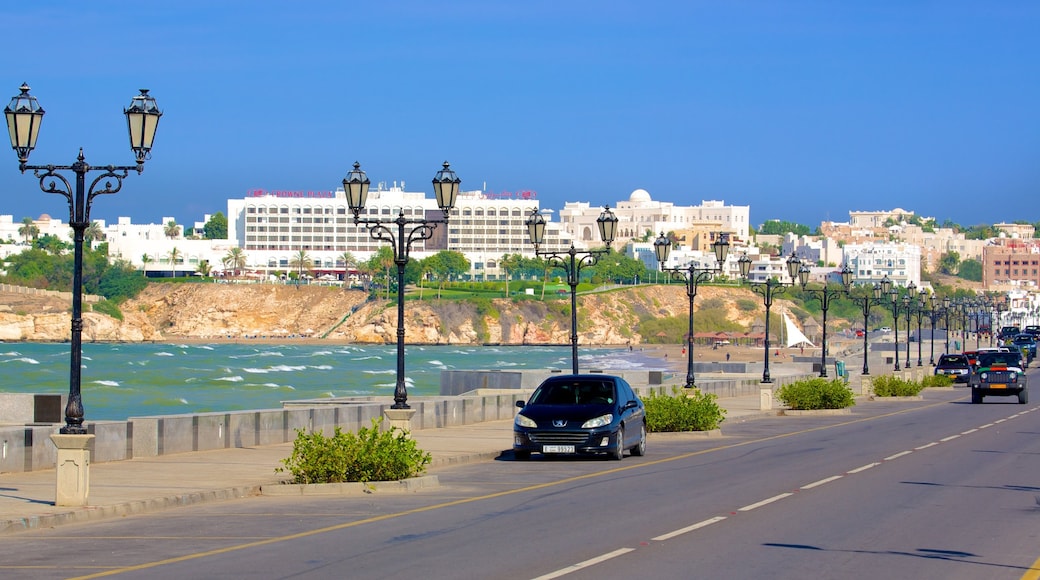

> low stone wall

[{"left": 0, "top": 283, "right": 100, "bottom": 304}]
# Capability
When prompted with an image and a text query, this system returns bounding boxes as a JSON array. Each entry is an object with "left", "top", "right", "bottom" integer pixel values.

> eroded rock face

[{"left": 0, "top": 283, "right": 768, "bottom": 345}]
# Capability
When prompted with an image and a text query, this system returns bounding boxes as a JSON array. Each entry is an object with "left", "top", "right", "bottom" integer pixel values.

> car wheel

[
  {"left": 971, "top": 390, "right": 982, "bottom": 404},
  {"left": 611, "top": 426, "right": 625, "bottom": 460},
  {"left": 1019, "top": 389, "right": 1029, "bottom": 404},
  {"left": 631, "top": 424, "right": 647, "bottom": 457},
  {"left": 514, "top": 450, "right": 531, "bottom": 461}
]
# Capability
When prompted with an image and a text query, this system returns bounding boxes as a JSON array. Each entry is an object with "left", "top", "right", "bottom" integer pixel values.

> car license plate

[
  {"left": 542, "top": 445, "right": 575, "bottom": 454},
  {"left": 989, "top": 384, "right": 1006, "bottom": 389}
]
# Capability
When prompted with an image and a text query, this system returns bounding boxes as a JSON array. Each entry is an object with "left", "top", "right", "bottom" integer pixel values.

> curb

[{"left": 262, "top": 475, "right": 440, "bottom": 496}]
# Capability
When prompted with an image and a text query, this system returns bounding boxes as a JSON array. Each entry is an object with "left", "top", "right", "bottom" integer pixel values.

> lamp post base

[
  {"left": 51, "top": 433, "right": 94, "bottom": 507},
  {"left": 383, "top": 408, "right": 417, "bottom": 436}
]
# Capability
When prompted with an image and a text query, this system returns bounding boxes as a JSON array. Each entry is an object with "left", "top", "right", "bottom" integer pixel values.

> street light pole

[
  {"left": 942, "top": 296, "right": 952, "bottom": 354},
  {"left": 738, "top": 252, "right": 802, "bottom": 384},
  {"left": 798, "top": 264, "right": 853, "bottom": 377},
  {"left": 526, "top": 206, "right": 618, "bottom": 374},
  {"left": 653, "top": 232, "right": 730, "bottom": 388},
  {"left": 4, "top": 84, "right": 161, "bottom": 434},
  {"left": 914, "top": 295, "right": 925, "bottom": 366},
  {"left": 344, "top": 161, "right": 461, "bottom": 409},
  {"left": 843, "top": 276, "right": 891, "bottom": 376}
]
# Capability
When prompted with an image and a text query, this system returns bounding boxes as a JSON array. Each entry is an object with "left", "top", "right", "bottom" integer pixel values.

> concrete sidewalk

[{"left": 0, "top": 392, "right": 771, "bottom": 534}]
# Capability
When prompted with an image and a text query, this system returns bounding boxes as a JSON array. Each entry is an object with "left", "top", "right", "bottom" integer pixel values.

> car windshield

[
  {"left": 530, "top": 380, "right": 615, "bottom": 405},
  {"left": 938, "top": 356, "right": 967, "bottom": 365},
  {"left": 977, "top": 353, "right": 1021, "bottom": 368}
]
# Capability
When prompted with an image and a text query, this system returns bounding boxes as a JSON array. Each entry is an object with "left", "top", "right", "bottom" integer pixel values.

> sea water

[{"left": 0, "top": 342, "right": 669, "bottom": 421}]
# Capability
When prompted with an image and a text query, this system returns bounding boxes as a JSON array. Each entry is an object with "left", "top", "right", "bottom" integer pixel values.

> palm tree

[
  {"left": 167, "top": 247, "right": 182, "bottom": 278},
  {"left": 17, "top": 217, "right": 38, "bottom": 244},
  {"left": 141, "top": 254, "right": 153, "bottom": 276},
  {"left": 222, "top": 247, "right": 247, "bottom": 276},
  {"left": 84, "top": 221, "right": 104, "bottom": 249},
  {"left": 164, "top": 220, "right": 181, "bottom": 239},
  {"left": 196, "top": 260, "right": 212, "bottom": 277},
  {"left": 500, "top": 253, "right": 522, "bottom": 298},
  {"left": 338, "top": 251, "right": 357, "bottom": 282},
  {"left": 289, "top": 249, "right": 313, "bottom": 284}
]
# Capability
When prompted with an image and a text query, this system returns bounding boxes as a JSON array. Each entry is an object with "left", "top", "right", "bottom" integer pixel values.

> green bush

[
  {"left": 870, "top": 375, "right": 925, "bottom": 397},
  {"left": 775, "top": 378, "right": 856, "bottom": 410},
  {"left": 644, "top": 386, "right": 726, "bottom": 432},
  {"left": 277, "top": 418, "right": 431, "bottom": 484},
  {"left": 90, "top": 298, "right": 124, "bottom": 321},
  {"left": 920, "top": 374, "right": 954, "bottom": 388}
]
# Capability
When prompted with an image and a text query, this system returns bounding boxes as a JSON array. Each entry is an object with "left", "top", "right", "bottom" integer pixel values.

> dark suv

[
  {"left": 969, "top": 350, "right": 1028, "bottom": 404},
  {"left": 934, "top": 353, "right": 971, "bottom": 383}
]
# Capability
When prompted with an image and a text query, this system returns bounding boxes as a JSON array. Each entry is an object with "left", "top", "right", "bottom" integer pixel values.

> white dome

[{"left": 629, "top": 189, "right": 651, "bottom": 202}]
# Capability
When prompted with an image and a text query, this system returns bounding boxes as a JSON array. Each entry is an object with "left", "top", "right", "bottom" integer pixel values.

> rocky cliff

[{"left": 0, "top": 282, "right": 786, "bottom": 344}]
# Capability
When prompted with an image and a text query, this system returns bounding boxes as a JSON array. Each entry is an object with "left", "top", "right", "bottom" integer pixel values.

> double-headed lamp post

[
  {"left": 902, "top": 283, "right": 917, "bottom": 369},
  {"left": 842, "top": 275, "right": 891, "bottom": 376},
  {"left": 344, "top": 161, "right": 461, "bottom": 409},
  {"left": 737, "top": 252, "right": 802, "bottom": 384},
  {"left": 942, "top": 295, "right": 953, "bottom": 354},
  {"left": 797, "top": 264, "right": 853, "bottom": 378},
  {"left": 653, "top": 232, "right": 730, "bottom": 388},
  {"left": 5, "top": 84, "right": 161, "bottom": 434},
  {"left": 526, "top": 206, "right": 618, "bottom": 374}
]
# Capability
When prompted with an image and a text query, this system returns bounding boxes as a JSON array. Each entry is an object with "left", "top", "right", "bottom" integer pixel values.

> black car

[
  {"left": 934, "top": 353, "right": 971, "bottom": 383},
  {"left": 969, "top": 350, "right": 1028, "bottom": 404},
  {"left": 513, "top": 374, "right": 646, "bottom": 460}
]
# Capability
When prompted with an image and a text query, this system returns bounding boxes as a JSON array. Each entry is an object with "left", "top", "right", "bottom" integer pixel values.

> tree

[
  {"left": 18, "top": 217, "right": 39, "bottom": 244},
  {"left": 937, "top": 251, "right": 960, "bottom": 275},
  {"left": 164, "top": 220, "right": 181, "bottom": 240},
  {"left": 758, "top": 220, "right": 812, "bottom": 236},
  {"left": 196, "top": 259, "right": 212, "bottom": 277},
  {"left": 338, "top": 251, "right": 357, "bottom": 282},
  {"left": 167, "top": 247, "right": 182, "bottom": 278},
  {"left": 289, "top": 250, "right": 313, "bottom": 283},
  {"left": 424, "top": 250, "right": 470, "bottom": 298},
  {"left": 958, "top": 259, "right": 983, "bottom": 282},
  {"left": 202, "top": 212, "right": 228, "bottom": 240},
  {"left": 84, "top": 221, "right": 105, "bottom": 249},
  {"left": 222, "top": 247, "right": 247, "bottom": 275},
  {"left": 500, "top": 253, "right": 523, "bottom": 297},
  {"left": 141, "top": 254, "right": 153, "bottom": 276},
  {"left": 34, "top": 234, "right": 69, "bottom": 255}
]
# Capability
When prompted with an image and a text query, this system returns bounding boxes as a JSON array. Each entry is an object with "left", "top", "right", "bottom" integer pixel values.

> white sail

[{"left": 783, "top": 311, "right": 815, "bottom": 348}]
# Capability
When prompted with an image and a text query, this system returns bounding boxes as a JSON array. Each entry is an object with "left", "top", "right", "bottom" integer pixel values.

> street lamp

[
  {"left": 344, "top": 161, "right": 461, "bottom": 409},
  {"left": 797, "top": 264, "right": 852, "bottom": 378},
  {"left": 4, "top": 84, "right": 161, "bottom": 434},
  {"left": 842, "top": 275, "right": 891, "bottom": 376},
  {"left": 901, "top": 282, "right": 917, "bottom": 369},
  {"left": 942, "top": 295, "right": 952, "bottom": 354},
  {"left": 912, "top": 295, "right": 926, "bottom": 367},
  {"left": 526, "top": 205, "right": 618, "bottom": 374},
  {"left": 653, "top": 231, "right": 730, "bottom": 388},
  {"left": 737, "top": 252, "right": 802, "bottom": 383},
  {"left": 889, "top": 287, "right": 903, "bottom": 372}
]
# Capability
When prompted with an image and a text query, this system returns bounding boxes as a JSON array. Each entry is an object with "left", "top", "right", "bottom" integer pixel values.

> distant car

[
  {"left": 969, "top": 350, "right": 1028, "bottom": 404},
  {"left": 1012, "top": 333, "right": 1037, "bottom": 362},
  {"left": 1024, "top": 325, "right": 1040, "bottom": 338},
  {"left": 998, "top": 326, "right": 1021, "bottom": 342},
  {"left": 513, "top": 374, "right": 646, "bottom": 460},
  {"left": 879, "top": 326, "right": 892, "bottom": 333},
  {"left": 934, "top": 353, "right": 971, "bottom": 383}
]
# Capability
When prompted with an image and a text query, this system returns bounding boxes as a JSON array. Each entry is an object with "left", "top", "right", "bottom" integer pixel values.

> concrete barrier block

[
  {"left": 130, "top": 418, "right": 159, "bottom": 458},
  {"left": 228, "top": 412, "right": 259, "bottom": 448},
  {"left": 90, "top": 421, "right": 131, "bottom": 463},
  {"left": 195, "top": 414, "right": 227, "bottom": 452},
  {"left": 256, "top": 410, "right": 287, "bottom": 446},
  {"left": 161, "top": 416, "right": 196, "bottom": 455}
]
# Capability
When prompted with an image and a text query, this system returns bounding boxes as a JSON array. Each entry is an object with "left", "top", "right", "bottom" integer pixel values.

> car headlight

[
  {"left": 980, "top": 372, "right": 987, "bottom": 381},
  {"left": 1010, "top": 372, "right": 1018, "bottom": 382},
  {"left": 581, "top": 414, "right": 613, "bottom": 429},
  {"left": 515, "top": 414, "right": 537, "bottom": 428}
]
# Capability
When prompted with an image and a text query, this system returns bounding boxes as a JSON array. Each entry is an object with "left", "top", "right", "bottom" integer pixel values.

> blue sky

[{"left": 2, "top": 1, "right": 1038, "bottom": 230}]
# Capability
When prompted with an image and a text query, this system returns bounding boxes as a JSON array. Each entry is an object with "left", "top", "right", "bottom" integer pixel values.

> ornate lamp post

[
  {"left": 901, "top": 282, "right": 917, "bottom": 369},
  {"left": 737, "top": 252, "right": 802, "bottom": 383},
  {"left": 653, "top": 232, "right": 730, "bottom": 388},
  {"left": 4, "top": 84, "right": 161, "bottom": 434},
  {"left": 797, "top": 264, "right": 853, "bottom": 377},
  {"left": 942, "top": 295, "right": 952, "bottom": 354},
  {"left": 344, "top": 161, "right": 461, "bottom": 409},
  {"left": 843, "top": 275, "right": 891, "bottom": 375},
  {"left": 913, "top": 295, "right": 925, "bottom": 367},
  {"left": 526, "top": 205, "right": 618, "bottom": 374}
]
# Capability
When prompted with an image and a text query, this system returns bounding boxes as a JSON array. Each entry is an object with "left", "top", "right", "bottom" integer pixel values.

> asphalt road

[{"left": 4, "top": 385, "right": 1040, "bottom": 580}]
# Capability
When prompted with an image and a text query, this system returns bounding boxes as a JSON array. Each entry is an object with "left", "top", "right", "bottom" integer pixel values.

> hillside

[{"left": 0, "top": 282, "right": 833, "bottom": 344}]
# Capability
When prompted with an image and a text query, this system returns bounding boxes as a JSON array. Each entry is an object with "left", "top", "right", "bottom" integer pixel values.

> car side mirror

[{"left": 516, "top": 400, "right": 525, "bottom": 408}]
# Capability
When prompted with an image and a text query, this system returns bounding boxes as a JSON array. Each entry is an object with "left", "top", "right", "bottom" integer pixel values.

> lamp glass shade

[
  {"left": 872, "top": 283, "right": 882, "bottom": 299},
  {"left": 653, "top": 232, "right": 670, "bottom": 264},
  {"left": 5, "top": 83, "right": 44, "bottom": 160},
  {"left": 525, "top": 209, "right": 546, "bottom": 246},
  {"left": 840, "top": 265, "right": 853, "bottom": 288},
  {"left": 596, "top": 206, "right": 618, "bottom": 244},
  {"left": 343, "top": 162, "right": 370, "bottom": 211},
  {"left": 737, "top": 254, "right": 752, "bottom": 278},
  {"left": 798, "top": 264, "right": 810, "bottom": 287},
  {"left": 125, "top": 89, "right": 161, "bottom": 161},
  {"left": 879, "top": 276, "right": 892, "bottom": 296},
  {"left": 432, "top": 161, "right": 461, "bottom": 212},
  {"left": 713, "top": 233, "right": 730, "bottom": 265},
  {"left": 786, "top": 253, "right": 801, "bottom": 280}
]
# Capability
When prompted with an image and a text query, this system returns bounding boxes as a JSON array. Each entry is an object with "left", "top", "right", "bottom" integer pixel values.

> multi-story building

[
  {"left": 842, "top": 242, "right": 921, "bottom": 289},
  {"left": 558, "top": 191, "right": 750, "bottom": 248},
  {"left": 982, "top": 238, "right": 1040, "bottom": 291}
]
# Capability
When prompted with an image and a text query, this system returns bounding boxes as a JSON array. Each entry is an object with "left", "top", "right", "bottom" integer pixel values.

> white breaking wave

[
  {"left": 3, "top": 357, "right": 39, "bottom": 364},
  {"left": 216, "top": 375, "right": 244, "bottom": 382},
  {"left": 92, "top": 380, "right": 120, "bottom": 387}
]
